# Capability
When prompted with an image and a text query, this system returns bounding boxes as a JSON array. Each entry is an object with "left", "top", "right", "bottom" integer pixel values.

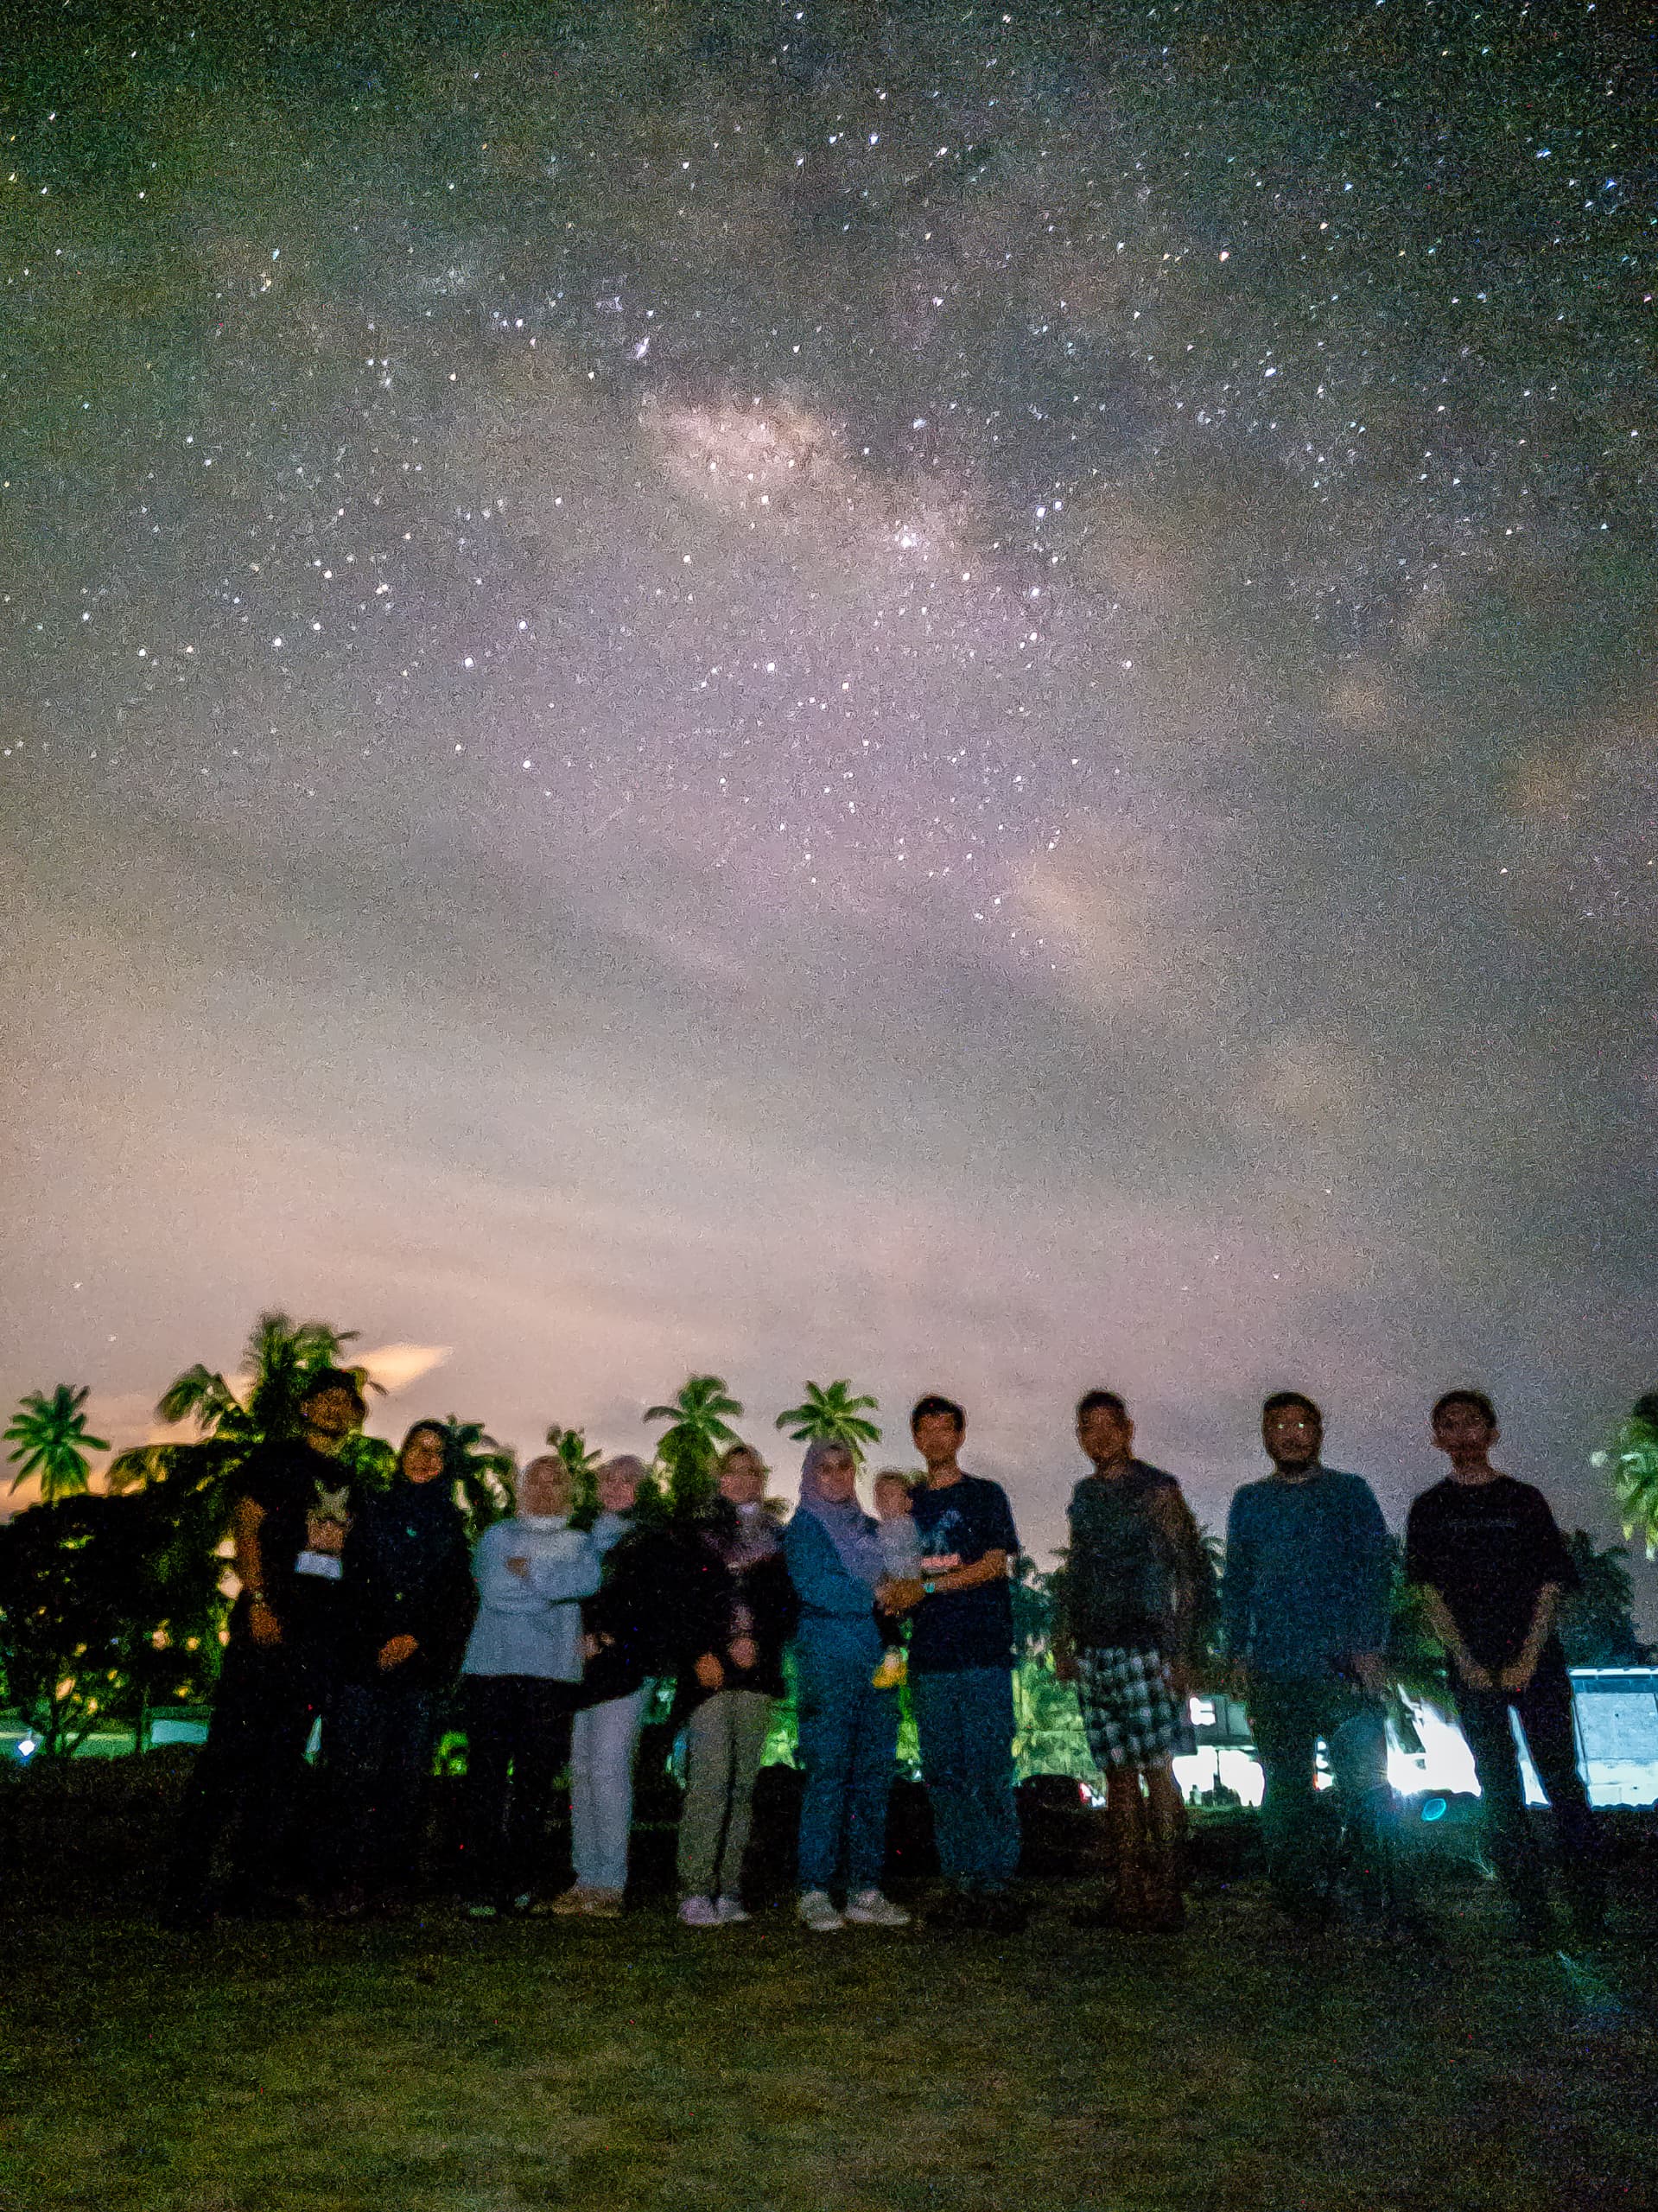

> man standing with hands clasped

[
  {"left": 1407, "top": 1389, "right": 1604, "bottom": 1949},
  {"left": 881, "top": 1395, "right": 1026, "bottom": 1933},
  {"left": 1223, "top": 1391, "right": 1413, "bottom": 1936}
]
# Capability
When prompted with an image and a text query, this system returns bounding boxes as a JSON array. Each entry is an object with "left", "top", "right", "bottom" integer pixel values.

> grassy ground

[{"left": 3, "top": 1865, "right": 1655, "bottom": 2212}]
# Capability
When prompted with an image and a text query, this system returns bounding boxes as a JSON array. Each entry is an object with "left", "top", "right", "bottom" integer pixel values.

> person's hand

[
  {"left": 581, "top": 1631, "right": 602, "bottom": 1661},
  {"left": 1166, "top": 1658, "right": 1191, "bottom": 1704},
  {"left": 249, "top": 1598, "right": 283, "bottom": 1649},
  {"left": 1456, "top": 1653, "right": 1495, "bottom": 1692},
  {"left": 307, "top": 1515, "right": 347, "bottom": 1556},
  {"left": 378, "top": 1634, "right": 418, "bottom": 1673},
  {"left": 505, "top": 1555, "right": 530, "bottom": 1580},
  {"left": 1051, "top": 1645, "right": 1078, "bottom": 1686},
  {"left": 1498, "top": 1656, "right": 1536, "bottom": 1694},
  {"left": 1350, "top": 1652, "right": 1389, "bottom": 1700},
  {"left": 880, "top": 1577, "right": 925, "bottom": 1615},
  {"left": 694, "top": 1653, "right": 725, "bottom": 1692},
  {"left": 728, "top": 1635, "right": 759, "bottom": 1673}
]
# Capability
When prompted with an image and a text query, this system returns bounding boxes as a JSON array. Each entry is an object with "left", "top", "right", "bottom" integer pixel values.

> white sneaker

[
  {"left": 843, "top": 1889, "right": 911, "bottom": 1929},
  {"left": 797, "top": 1889, "right": 846, "bottom": 1933},
  {"left": 679, "top": 1895, "right": 722, "bottom": 1929},
  {"left": 715, "top": 1896, "right": 752, "bottom": 1924}
]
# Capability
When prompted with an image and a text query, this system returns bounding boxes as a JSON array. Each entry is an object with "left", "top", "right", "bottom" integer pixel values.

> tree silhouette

[
  {"left": 435, "top": 1416, "right": 515, "bottom": 1541},
  {"left": 1602, "top": 1391, "right": 1658, "bottom": 1555},
  {"left": 1558, "top": 1529, "right": 1644, "bottom": 1664},
  {"left": 774, "top": 1381, "right": 882, "bottom": 1465},
  {"left": 644, "top": 1375, "right": 743, "bottom": 1516},
  {"left": 4, "top": 1384, "right": 108, "bottom": 1504},
  {"left": 546, "top": 1423, "right": 605, "bottom": 1522},
  {"left": 0, "top": 1488, "right": 223, "bottom": 1757},
  {"left": 109, "top": 1310, "right": 380, "bottom": 1529}
]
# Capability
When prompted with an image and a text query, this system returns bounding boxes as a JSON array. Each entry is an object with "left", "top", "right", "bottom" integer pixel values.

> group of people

[{"left": 162, "top": 1370, "right": 1606, "bottom": 1952}]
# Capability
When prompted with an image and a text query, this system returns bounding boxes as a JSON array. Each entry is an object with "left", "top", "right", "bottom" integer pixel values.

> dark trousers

[
  {"left": 461, "top": 1675, "right": 576, "bottom": 1905},
  {"left": 320, "top": 1679, "right": 443, "bottom": 1896},
  {"left": 1458, "top": 1662, "right": 1603, "bottom": 1929},
  {"left": 168, "top": 1640, "right": 330, "bottom": 1907},
  {"left": 1248, "top": 1678, "right": 1407, "bottom": 1921},
  {"left": 909, "top": 1666, "right": 1022, "bottom": 1893}
]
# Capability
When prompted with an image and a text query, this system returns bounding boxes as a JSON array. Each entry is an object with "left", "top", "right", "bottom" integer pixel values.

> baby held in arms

[{"left": 870, "top": 1469, "right": 959, "bottom": 1690}]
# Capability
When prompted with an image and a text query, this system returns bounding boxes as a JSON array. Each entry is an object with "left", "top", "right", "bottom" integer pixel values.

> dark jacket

[
  {"left": 677, "top": 1507, "right": 799, "bottom": 1709},
  {"left": 1061, "top": 1459, "right": 1208, "bottom": 1657},
  {"left": 578, "top": 1518, "right": 702, "bottom": 1707},
  {"left": 339, "top": 1478, "right": 477, "bottom": 1691}
]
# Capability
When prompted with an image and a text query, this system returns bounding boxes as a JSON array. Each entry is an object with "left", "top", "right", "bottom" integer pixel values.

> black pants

[
  {"left": 319, "top": 1679, "right": 443, "bottom": 1897},
  {"left": 1458, "top": 1662, "right": 1604, "bottom": 1929},
  {"left": 461, "top": 1675, "right": 576, "bottom": 1906},
  {"left": 168, "top": 1640, "right": 331, "bottom": 1908}
]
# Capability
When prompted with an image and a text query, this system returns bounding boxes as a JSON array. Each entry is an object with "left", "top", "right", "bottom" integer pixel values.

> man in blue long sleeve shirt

[{"left": 1223, "top": 1392, "right": 1409, "bottom": 1931}]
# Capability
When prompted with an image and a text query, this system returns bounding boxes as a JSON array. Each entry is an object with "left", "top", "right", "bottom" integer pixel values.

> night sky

[{"left": 2, "top": 1, "right": 1654, "bottom": 1596}]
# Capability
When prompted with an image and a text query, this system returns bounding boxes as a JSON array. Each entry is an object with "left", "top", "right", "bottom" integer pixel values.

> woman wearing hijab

[
  {"left": 782, "top": 1441, "right": 910, "bottom": 1932},
  {"left": 323, "top": 1421, "right": 477, "bottom": 1914},
  {"left": 458, "top": 1452, "right": 602, "bottom": 1917},
  {"left": 550, "top": 1454, "right": 682, "bottom": 1918},
  {"left": 676, "top": 1445, "right": 798, "bottom": 1928}
]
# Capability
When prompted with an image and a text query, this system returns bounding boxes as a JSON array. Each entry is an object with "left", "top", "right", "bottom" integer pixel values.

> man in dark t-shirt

[
  {"left": 1054, "top": 1389, "right": 1206, "bottom": 1933},
  {"left": 1406, "top": 1389, "right": 1603, "bottom": 1946},
  {"left": 882, "top": 1395, "right": 1024, "bottom": 1930},
  {"left": 162, "top": 1367, "right": 368, "bottom": 1927}
]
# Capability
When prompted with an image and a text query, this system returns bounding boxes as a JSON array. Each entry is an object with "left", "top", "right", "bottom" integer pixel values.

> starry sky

[{"left": 2, "top": 0, "right": 1654, "bottom": 1597}]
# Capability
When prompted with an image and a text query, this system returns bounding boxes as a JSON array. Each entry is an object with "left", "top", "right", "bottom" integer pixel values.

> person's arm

[
  {"left": 522, "top": 1537, "right": 603, "bottom": 1605},
  {"left": 927, "top": 1548, "right": 1008, "bottom": 1595},
  {"left": 897, "top": 1486, "right": 1012, "bottom": 1610},
  {"left": 1420, "top": 1582, "right": 1493, "bottom": 1691},
  {"left": 1147, "top": 1485, "right": 1203, "bottom": 1682},
  {"left": 767, "top": 1550, "right": 802, "bottom": 1643},
  {"left": 232, "top": 1495, "right": 282, "bottom": 1647},
  {"left": 1050, "top": 1552, "right": 1077, "bottom": 1683},
  {"left": 402, "top": 1537, "right": 480, "bottom": 1679},
  {"left": 1344, "top": 1483, "right": 1393, "bottom": 1697},
  {"left": 1219, "top": 1497, "right": 1253, "bottom": 1688},
  {"left": 473, "top": 1527, "right": 543, "bottom": 1610},
  {"left": 1500, "top": 1585, "right": 1564, "bottom": 1694},
  {"left": 924, "top": 1483, "right": 1016, "bottom": 1595}
]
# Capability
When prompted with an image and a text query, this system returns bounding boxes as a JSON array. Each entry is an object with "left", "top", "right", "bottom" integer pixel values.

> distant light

[
  {"left": 17, "top": 1738, "right": 37, "bottom": 1760},
  {"left": 1420, "top": 1796, "right": 1447, "bottom": 1823}
]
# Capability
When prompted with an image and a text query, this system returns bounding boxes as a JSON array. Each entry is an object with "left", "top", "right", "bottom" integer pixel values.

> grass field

[{"left": 3, "top": 1862, "right": 1655, "bottom": 2212}]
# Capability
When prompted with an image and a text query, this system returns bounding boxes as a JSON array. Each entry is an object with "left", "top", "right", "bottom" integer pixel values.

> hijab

[{"left": 795, "top": 1441, "right": 886, "bottom": 1591}]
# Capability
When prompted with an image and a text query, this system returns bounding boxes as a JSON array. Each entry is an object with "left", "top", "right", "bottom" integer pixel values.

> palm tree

[
  {"left": 547, "top": 1423, "right": 604, "bottom": 1520},
  {"left": 435, "top": 1416, "right": 516, "bottom": 1540},
  {"left": 644, "top": 1375, "right": 744, "bottom": 1516},
  {"left": 155, "top": 1312, "right": 357, "bottom": 1450},
  {"left": 109, "top": 1310, "right": 378, "bottom": 1525},
  {"left": 1602, "top": 1391, "right": 1658, "bottom": 1555},
  {"left": 4, "top": 1384, "right": 110, "bottom": 1504},
  {"left": 774, "top": 1381, "right": 882, "bottom": 1465}
]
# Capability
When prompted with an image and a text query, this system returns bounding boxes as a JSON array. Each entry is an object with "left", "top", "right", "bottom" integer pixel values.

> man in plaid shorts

[{"left": 1055, "top": 1390, "right": 1207, "bottom": 1932}]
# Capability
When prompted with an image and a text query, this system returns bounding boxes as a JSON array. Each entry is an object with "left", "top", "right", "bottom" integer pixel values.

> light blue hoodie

[{"left": 461, "top": 1516, "right": 603, "bottom": 1681}]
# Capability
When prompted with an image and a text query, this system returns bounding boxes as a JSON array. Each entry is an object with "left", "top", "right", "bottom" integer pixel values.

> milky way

[{"left": 2, "top": 0, "right": 1655, "bottom": 1586}]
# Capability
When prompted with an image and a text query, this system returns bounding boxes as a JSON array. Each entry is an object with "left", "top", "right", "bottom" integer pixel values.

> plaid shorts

[{"left": 1075, "top": 1644, "right": 1196, "bottom": 1770}]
